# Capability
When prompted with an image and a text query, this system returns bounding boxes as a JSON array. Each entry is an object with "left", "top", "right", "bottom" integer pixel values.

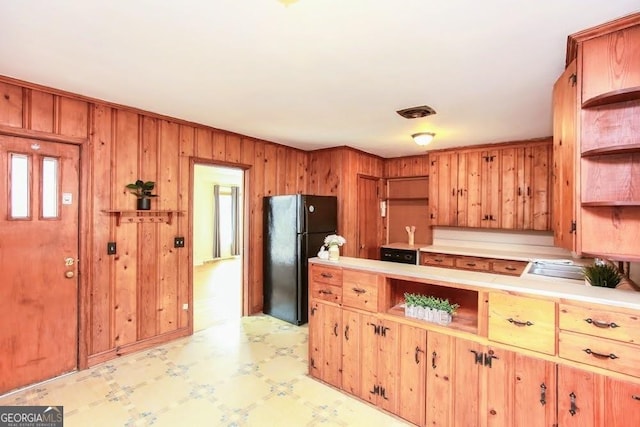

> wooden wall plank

[
  {"left": 225, "top": 134, "right": 241, "bottom": 164},
  {"left": 195, "top": 128, "right": 213, "bottom": 159},
  {"left": 0, "top": 82, "right": 23, "bottom": 127},
  {"left": 113, "top": 109, "right": 140, "bottom": 348},
  {"left": 263, "top": 143, "right": 278, "bottom": 197},
  {"left": 276, "top": 145, "right": 288, "bottom": 194},
  {"left": 137, "top": 116, "right": 159, "bottom": 340},
  {"left": 158, "top": 120, "right": 180, "bottom": 334},
  {"left": 28, "top": 90, "right": 54, "bottom": 133},
  {"left": 89, "top": 104, "right": 114, "bottom": 354},
  {"left": 212, "top": 130, "right": 225, "bottom": 161},
  {"left": 250, "top": 140, "right": 265, "bottom": 314},
  {"left": 178, "top": 125, "right": 195, "bottom": 329},
  {"left": 58, "top": 96, "right": 89, "bottom": 138},
  {"left": 296, "top": 150, "right": 307, "bottom": 193}
]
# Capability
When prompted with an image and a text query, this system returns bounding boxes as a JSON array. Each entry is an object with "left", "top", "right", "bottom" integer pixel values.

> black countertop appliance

[{"left": 263, "top": 194, "right": 337, "bottom": 325}]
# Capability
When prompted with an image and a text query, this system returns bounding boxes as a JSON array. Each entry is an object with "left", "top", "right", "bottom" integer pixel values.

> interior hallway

[
  {"left": 0, "top": 314, "right": 409, "bottom": 426},
  {"left": 193, "top": 257, "right": 243, "bottom": 332}
]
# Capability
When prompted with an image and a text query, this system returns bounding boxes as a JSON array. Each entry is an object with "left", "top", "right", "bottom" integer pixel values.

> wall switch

[
  {"left": 182, "top": 303, "right": 189, "bottom": 310},
  {"left": 107, "top": 242, "right": 117, "bottom": 255},
  {"left": 174, "top": 237, "right": 185, "bottom": 248}
]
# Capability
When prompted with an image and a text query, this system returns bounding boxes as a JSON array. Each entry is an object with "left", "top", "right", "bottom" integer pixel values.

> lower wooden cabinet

[
  {"left": 557, "top": 364, "right": 640, "bottom": 427},
  {"left": 308, "top": 301, "right": 342, "bottom": 389}
]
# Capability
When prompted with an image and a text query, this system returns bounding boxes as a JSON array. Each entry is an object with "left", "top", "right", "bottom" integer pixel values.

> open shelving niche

[
  {"left": 102, "top": 209, "right": 183, "bottom": 226},
  {"left": 382, "top": 277, "right": 480, "bottom": 335}
]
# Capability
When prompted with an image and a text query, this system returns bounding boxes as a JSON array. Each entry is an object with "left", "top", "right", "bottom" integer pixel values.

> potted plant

[
  {"left": 125, "top": 180, "right": 158, "bottom": 210},
  {"left": 583, "top": 260, "right": 622, "bottom": 288}
]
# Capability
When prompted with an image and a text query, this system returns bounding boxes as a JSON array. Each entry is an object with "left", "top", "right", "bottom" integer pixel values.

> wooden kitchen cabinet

[
  {"left": 308, "top": 300, "right": 342, "bottom": 389},
  {"left": 562, "top": 15, "right": 640, "bottom": 261},
  {"left": 429, "top": 142, "right": 551, "bottom": 230}
]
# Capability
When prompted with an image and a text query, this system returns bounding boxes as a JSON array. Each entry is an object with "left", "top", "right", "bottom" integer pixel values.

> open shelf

[
  {"left": 103, "top": 210, "right": 182, "bottom": 226},
  {"left": 581, "top": 201, "right": 640, "bottom": 207},
  {"left": 384, "top": 278, "right": 479, "bottom": 335},
  {"left": 582, "top": 86, "right": 640, "bottom": 108}
]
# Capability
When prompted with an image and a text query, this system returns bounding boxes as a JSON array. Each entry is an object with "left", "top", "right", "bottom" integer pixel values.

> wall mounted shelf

[
  {"left": 102, "top": 210, "right": 182, "bottom": 226},
  {"left": 582, "top": 86, "right": 640, "bottom": 108}
]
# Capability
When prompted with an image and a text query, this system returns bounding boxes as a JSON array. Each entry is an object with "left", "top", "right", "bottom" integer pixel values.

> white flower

[{"left": 324, "top": 234, "right": 346, "bottom": 247}]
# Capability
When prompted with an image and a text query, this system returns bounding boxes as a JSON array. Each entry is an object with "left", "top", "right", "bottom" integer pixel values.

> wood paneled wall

[
  {"left": 308, "top": 147, "right": 384, "bottom": 257},
  {"left": 0, "top": 77, "right": 309, "bottom": 367},
  {"left": 384, "top": 154, "right": 430, "bottom": 178}
]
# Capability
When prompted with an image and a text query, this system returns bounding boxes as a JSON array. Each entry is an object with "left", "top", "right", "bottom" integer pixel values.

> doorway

[
  {"left": 192, "top": 164, "right": 244, "bottom": 331},
  {"left": 0, "top": 136, "right": 79, "bottom": 394}
]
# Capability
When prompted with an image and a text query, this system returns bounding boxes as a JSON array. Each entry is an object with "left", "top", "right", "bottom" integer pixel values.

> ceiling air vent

[{"left": 396, "top": 105, "right": 436, "bottom": 119}]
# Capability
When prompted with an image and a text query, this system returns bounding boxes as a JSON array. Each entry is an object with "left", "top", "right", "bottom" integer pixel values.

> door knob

[{"left": 65, "top": 271, "right": 75, "bottom": 278}]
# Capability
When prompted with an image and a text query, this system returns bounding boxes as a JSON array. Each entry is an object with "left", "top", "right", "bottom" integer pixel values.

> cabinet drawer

[
  {"left": 490, "top": 259, "right": 527, "bottom": 276},
  {"left": 488, "top": 293, "right": 556, "bottom": 355},
  {"left": 559, "top": 303, "right": 640, "bottom": 344},
  {"left": 310, "top": 282, "right": 342, "bottom": 304},
  {"left": 311, "top": 265, "right": 342, "bottom": 287},
  {"left": 420, "top": 252, "right": 455, "bottom": 267},
  {"left": 559, "top": 330, "right": 640, "bottom": 377},
  {"left": 342, "top": 270, "right": 379, "bottom": 311},
  {"left": 454, "top": 256, "right": 491, "bottom": 272}
]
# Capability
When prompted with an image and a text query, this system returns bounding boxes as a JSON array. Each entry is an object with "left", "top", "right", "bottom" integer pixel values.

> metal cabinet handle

[
  {"left": 434, "top": 258, "right": 444, "bottom": 262},
  {"left": 584, "top": 318, "right": 619, "bottom": 329},
  {"left": 432, "top": 351, "right": 437, "bottom": 369},
  {"left": 508, "top": 318, "right": 533, "bottom": 327},
  {"left": 484, "top": 351, "right": 499, "bottom": 368},
  {"left": 632, "top": 395, "right": 640, "bottom": 401},
  {"left": 465, "top": 262, "right": 477, "bottom": 267},
  {"left": 540, "top": 383, "right": 547, "bottom": 406},
  {"left": 319, "top": 289, "right": 333, "bottom": 295},
  {"left": 569, "top": 392, "right": 577, "bottom": 416},
  {"left": 414, "top": 346, "right": 424, "bottom": 364},
  {"left": 344, "top": 325, "right": 349, "bottom": 341},
  {"left": 333, "top": 323, "right": 338, "bottom": 337},
  {"left": 583, "top": 348, "right": 618, "bottom": 360},
  {"left": 470, "top": 349, "right": 483, "bottom": 364},
  {"left": 352, "top": 287, "right": 366, "bottom": 294},
  {"left": 320, "top": 272, "right": 333, "bottom": 278},
  {"left": 505, "top": 266, "right": 517, "bottom": 271}
]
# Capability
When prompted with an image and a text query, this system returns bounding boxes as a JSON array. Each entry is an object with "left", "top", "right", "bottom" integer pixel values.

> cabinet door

[
  {"left": 552, "top": 59, "right": 577, "bottom": 250},
  {"left": 528, "top": 144, "right": 551, "bottom": 231},
  {"left": 458, "top": 150, "right": 483, "bottom": 228},
  {"left": 603, "top": 376, "right": 640, "bottom": 427},
  {"left": 429, "top": 152, "right": 458, "bottom": 226},
  {"left": 309, "top": 302, "right": 342, "bottom": 388},
  {"left": 480, "top": 149, "right": 501, "bottom": 228},
  {"left": 396, "top": 323, "right": 426, "bottom": 426},
  {"left": 377, "top": 319, "right": 400, "bottom": 415},
  {"left": 452, "top": 337, "right": 483, "bottom": 427},
  {"left": 426, "top": 331, "right": 454, "bottom": 426},
  {"left": 557, "top": 365, "right": 597, "bottom": 427},
  {"left": 500, "top": 147, "right": 519, "bottom": 230},
  {"left": 341, "top": 309, "right": 361, "bottom": 397},
  {"left": 361, "top": 313, "right": 379, "bottom": 404}
]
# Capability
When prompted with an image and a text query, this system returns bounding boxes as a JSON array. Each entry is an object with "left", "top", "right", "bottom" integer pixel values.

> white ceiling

[{"left": 1, "top": 1, "right": 638, "bottom": 158}]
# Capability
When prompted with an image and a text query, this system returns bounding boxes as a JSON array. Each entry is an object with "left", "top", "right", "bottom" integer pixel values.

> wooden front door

[
  {"left": 357, "top": 175, "right": 379, "bottom": 259},
  {"left": 0, "top": 136, "right": 79, "bottom": 394}
]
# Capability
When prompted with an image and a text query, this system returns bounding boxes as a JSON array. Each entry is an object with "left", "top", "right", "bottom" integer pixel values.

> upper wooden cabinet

[
  {"left": 429, "top": 141, "right": 551, "bottom": 231},
  {"left": 560, "top": 13, "right": 640, "bottom": 261}
]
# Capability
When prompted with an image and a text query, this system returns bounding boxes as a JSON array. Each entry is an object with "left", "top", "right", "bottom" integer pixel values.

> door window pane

[
  {"left": 10, "top": 153, "right": 30, "bottom": 219},
  {"left": 42, "top": 157, "right": 59, "bottom": 218}
]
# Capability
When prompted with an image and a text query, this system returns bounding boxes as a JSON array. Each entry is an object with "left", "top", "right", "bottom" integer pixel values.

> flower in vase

[{"left": 324, "top": 234, "right": 346, "bottom": 248}]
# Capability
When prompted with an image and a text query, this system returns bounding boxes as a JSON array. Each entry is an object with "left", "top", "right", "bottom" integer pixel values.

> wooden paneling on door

[
  {"left": 0, "top": 136, "right": 79, "bottom": 394},
  {"left": 357, "top": 175, "right": 380, "bottom": 259}
]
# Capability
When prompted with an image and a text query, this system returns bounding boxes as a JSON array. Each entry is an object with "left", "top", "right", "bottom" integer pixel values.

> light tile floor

[{"left": 0, "top": 315, "right": 410, "bottom": 426}]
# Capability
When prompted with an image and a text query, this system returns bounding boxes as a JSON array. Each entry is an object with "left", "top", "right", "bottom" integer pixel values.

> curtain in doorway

[
  {"left": 212, "top": 185, "right": 221, "bottom": 258},
  {"left": 231, "top": 186, "right": 240, "bottom": 256}
]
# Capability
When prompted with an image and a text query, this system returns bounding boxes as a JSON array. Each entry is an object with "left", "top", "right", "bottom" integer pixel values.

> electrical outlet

[
  {"left": 182, "top": 303, "right": 189, "bottom": 310},
  {"left": 107, "top": 242, "right": 117, "bottom": 255},
  {"left": 174, "top": 237, "right": 185, "bottom": 248}
]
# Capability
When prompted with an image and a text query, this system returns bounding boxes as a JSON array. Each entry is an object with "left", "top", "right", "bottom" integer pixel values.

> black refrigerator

[{"left": 263, "top": 194, "right": 338, "bottom": 325}]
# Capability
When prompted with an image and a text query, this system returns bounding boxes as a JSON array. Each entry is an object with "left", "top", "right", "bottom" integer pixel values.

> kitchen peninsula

[{"left": 308, "top": 256, "right": 640, "bottom": 426}]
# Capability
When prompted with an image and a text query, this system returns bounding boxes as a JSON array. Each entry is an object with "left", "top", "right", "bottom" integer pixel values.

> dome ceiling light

[{"left": 412, "top": 132, "right": 436, "bottom": 146}]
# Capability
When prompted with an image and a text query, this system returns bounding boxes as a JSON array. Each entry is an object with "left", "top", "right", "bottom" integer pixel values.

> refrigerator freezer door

[{"left": 299, "top": 195, "right": 338, "bottom": 234}]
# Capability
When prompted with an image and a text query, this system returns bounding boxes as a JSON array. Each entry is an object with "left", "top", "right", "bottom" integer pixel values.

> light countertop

[{"left": 310, "top": 256, "right": 640, "bottom": 311}]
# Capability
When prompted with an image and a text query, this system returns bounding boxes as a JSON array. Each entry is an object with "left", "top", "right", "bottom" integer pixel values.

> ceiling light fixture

[
  {"left": 412, "top": 132, "right": 435, "bottom": 146},
  {"left": 278, "top": 0, "right": 299, "bottom": 6}
]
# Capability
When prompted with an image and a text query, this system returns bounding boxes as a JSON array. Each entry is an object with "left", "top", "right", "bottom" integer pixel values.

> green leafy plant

[
  {"left": 583, "top": 262, "right": 622, "bottom": 288},
  {"left": 125, "top": 180, "right": 157, "bottom": 199},
  {"left": 403, "top": 293, "right": 459, "bottom": 315}
]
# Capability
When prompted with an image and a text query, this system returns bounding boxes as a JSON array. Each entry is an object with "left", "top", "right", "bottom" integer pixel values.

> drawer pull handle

[
  {"left": 632, "top": 395, "right": 640, "bottom": 401},
  {"left": 352, "top": 287, "right": 366, "bottom": 294},
  {"left": 432, "top": 351, "right": 437, "bottom": 369},
  {"left": 319, "top": 289, "right": 333, "bottom": 295},
  {"left": 584, "top": 318, "right": 619, "bottom": 329},
  {"left": 569, "top": 392, "right": 577, "bottom": 416},
  {"left": 540, "top": 383, "right": 547, "bottom": 406},
  {"left": 434, "top": 258, "right": 444, "bottom": 262},
  {"left": 505, "top": 266, "right": 517, "bottom": 271},
  {"left": 583, "top": 348, "right": 618, "bottom": 360},
  {"left": 320, "top": 273, "right": 333, "bottom": 278},
  {"left": 414, "top": 346, "right": 424, "bottom": 364},
  {"left": 466, "top": 262, "right": 477, "bottom": 267},
  {"left": 333, "top": 322, "right": 338, "bottom": 337},
  {"left": 508, "top": 318, "right": 533, "bottom": 327}
]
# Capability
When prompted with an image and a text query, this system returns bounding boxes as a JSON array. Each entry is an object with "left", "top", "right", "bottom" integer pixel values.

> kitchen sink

[{"left": 527, "top": 261, "right": 585, "bottom": 281}]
